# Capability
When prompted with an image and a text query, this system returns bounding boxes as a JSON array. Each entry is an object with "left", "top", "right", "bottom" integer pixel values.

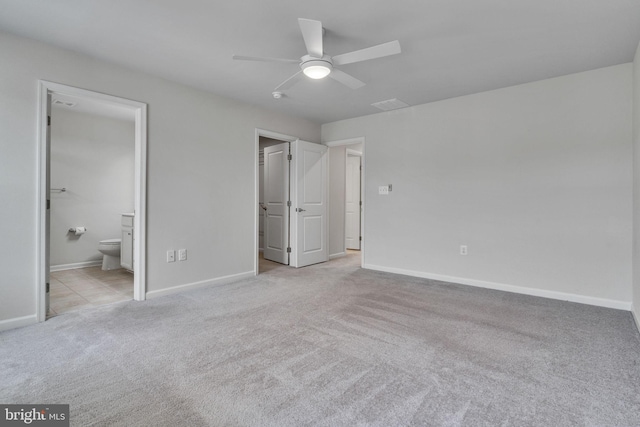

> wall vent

[{"left": 371, "top": 98, "right": 409, "bottom": 111}]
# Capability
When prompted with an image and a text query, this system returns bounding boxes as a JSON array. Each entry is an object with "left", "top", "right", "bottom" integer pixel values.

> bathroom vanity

[{"left": 121, "top": 213, "right": 134, "bottom": 271}]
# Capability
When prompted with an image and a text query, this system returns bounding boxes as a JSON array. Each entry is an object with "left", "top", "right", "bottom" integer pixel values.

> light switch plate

[
  {"left": 167, "top": 250, "right": 175, "bottom": 263},
  {"left": 379, "top": 185, "right": 389, "bottom": 195},
  {"left": 178, "top": 249, "right": 187, "bottom": 261}
]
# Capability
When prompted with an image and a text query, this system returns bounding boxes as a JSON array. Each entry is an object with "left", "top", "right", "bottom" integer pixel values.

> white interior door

[
  {"left": 291, "top": 140, "right": 328, "bottom": 268},
  {"left": 263, "top": 142, "right": 290, "bottom": 265},
  {"left": 345, "top": 152, "right": 361, "bottom": 250}
]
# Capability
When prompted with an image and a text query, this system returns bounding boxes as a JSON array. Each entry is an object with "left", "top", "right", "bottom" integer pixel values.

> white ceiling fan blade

[
  {"left": 298, "top": 18, "right": 324, "bottom": 59},
  {"left": 274, "top": 71, "right": 303, "bottom": 91},
  {"left": 332, "top": 40, "right": 401, "bottom": 66},
  {"left": 232, "top": 55, "right": 299, "bottom": 64},
  {"left": 328, "top": 69, "right": 365, "bottom": 90}
]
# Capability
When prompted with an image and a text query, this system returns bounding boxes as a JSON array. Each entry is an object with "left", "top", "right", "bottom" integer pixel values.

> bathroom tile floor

[{"left": 47, "top": 266, "right": 133, "bottom": 319}]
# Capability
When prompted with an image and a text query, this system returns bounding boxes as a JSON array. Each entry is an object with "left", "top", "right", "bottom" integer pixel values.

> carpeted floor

[{"left": 2, "top": 252, "right": 640, "bottom": 426}]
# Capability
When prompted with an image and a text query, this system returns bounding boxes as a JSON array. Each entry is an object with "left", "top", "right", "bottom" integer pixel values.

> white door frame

[
  {"left": 37, "top": 81, "right": 148, "bottom": 322},
  {"left": 345, "top": 148, "right": 362, "bottom": 250},
  {"left": 254, "top": 128, "right": 297, "bottom": 274},
  {"left": 324, "top": 137, "right": 365, "bottom": 267}
]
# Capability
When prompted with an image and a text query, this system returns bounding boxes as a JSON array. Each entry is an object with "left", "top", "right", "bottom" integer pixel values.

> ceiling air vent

[
  {"left": 52, "top": 99, "right": 77, "bottom": 108},
  {"left": 371, "top": 98, "right": 409, "bottom": 112}
]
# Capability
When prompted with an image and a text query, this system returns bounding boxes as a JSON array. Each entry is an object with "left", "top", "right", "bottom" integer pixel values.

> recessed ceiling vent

[
  {"left": 371, "top": 98, "right": 409, "bottom": 111},
  {"left": 52, "top": 99, "right": 76, "bottom": 108}
]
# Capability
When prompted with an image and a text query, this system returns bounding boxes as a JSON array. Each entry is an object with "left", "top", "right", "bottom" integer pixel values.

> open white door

[
  {"left": 291, "top": 140, "right": 328, "bottom": 268},
  {"left": 345, "top": 152, "right": 361, "bottom": 250},
  {"left": 263, "top": 142, "right": 290, "bottom": 265}
]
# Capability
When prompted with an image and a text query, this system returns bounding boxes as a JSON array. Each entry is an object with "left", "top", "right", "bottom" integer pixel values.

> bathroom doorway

[
  {"left": 257, "top": 134, "right": 291, "bottom": 274},
  {"left": 37, "top": 81, "right": 147, "bottom": 322}
]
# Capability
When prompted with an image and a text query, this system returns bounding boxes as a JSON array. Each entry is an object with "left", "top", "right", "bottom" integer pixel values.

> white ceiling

[{"left": 1, "top": 0, "right": 639, "bottom": 124}]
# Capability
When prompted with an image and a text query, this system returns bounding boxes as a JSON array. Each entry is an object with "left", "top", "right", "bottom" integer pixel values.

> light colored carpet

[{"left": 2, "top": 252, "right": 640, "bottom": 426}]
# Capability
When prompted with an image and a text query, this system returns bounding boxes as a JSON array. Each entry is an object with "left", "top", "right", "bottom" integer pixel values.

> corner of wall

[{"left": 633, "top": 39, "right": 640, "bottom": 333}]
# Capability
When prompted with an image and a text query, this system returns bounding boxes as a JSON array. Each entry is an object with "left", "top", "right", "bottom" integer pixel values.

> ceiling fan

[{"left": 233, "top": 18, "right": 401, "bottom": 94}]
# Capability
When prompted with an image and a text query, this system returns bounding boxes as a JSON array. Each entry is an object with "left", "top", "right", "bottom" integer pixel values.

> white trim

[
  {"left": 632, "top": 307, "right": 640, "bottom": 334},
  {"left": 134, "top": 104, "right": 147, "bottom": 302},
  {"left": 37, "top": 83, "right": 47, "bottom": 322},
  {"left": 324, "top": 137, "right": 365, "bottom": 148},
  {"left": 345, "top": 149, "right": 362, "bottom": 252},
  {"left": 146, "top": 271, "right": 254, "bottom": 299},
  {"left": 330, "top": 252, "right": 346, "bottom": 259},
  {"left": 364, "top": 263, "right": 632, "bottom": 311},
  {"left": 37, "top": 81, "right": 147, "bottom": 323},
  {"left": 0, "top": 315, "right": 38, "bottom": 332},
  {"left": 254, "top": 129, "right": 298, "bottom": 274},
  {"left": 50, "top": 261, "right": 102, "bottom": 272}
]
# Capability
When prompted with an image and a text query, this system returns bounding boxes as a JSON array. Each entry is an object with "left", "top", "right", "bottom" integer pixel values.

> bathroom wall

[{"left": 50, "top": 107, "right": 135, "bottom": 268}]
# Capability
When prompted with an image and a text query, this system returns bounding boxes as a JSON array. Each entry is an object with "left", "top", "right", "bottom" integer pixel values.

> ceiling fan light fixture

[{"left": 301, "top": 59, "right": 332, "bottom": 79}]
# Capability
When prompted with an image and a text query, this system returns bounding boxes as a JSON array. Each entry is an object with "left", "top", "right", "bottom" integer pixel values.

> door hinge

[
  {"left": 287, "top": 154, "right": 292, "bottom": 161},
  {"left": 287, "top": 201, "right": 291, "bottom": 207},
  {"left": 46, "top": 199, "right": 50, "bottom": 210},
  {"left": 359, "top": 236, "right": 362, "bottom": 241},
  {"left": 359, "top": 201, "right": 362, "bottom": 206},
  {"left": 47, "top": 115, "right": 51, "bottom": 126},
  {"left": 286, "top": 247, "right": 291, "bottom": 253}
]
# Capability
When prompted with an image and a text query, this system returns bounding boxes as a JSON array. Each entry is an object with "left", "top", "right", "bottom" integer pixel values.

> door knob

[{"left": 296, "top": 208, "right": 306, "bottom": 212}]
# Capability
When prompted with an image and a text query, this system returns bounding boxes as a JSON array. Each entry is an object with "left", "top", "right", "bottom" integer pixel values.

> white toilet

[{"left": 98, "top": 239, "right": 122, "bottom": 270}]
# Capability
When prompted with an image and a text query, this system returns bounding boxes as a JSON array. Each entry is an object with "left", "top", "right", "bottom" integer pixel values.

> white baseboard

[
  {"left": 363, "top": 263, "right": 632, "bottom": 311},
  {"left": 0, "top": 314, "right": 38, "bottom": 332},
  {"left": 329, "top": 252, "right": 346, "bottom": 260},
  {"left": 146, "top": 271, "right": 254, "bottom": 299},
  {"left": 50, "top": 260, "right": 102, "bottom": 272}
]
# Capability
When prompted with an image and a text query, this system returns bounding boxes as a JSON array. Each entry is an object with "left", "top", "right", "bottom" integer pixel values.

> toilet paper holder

[{"left": 68, "top": 227, "right": 87, "bottom": 235}]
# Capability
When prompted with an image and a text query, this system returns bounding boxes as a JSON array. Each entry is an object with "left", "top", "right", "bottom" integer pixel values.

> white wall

[
  {"left": 323, "top": 64, "right": 633, "bottom": 308},
  {"left": 0, "top": 31, "right": 320, "bottom": 328},
  {"left": 50, "top": 108, "right": 134, "bottom": 267},
  {"left": 633, "top": 41, "right": 640, "bottom": 330}
]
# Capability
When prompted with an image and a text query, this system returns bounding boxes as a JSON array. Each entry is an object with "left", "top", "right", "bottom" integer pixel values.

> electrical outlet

[
  {"left": 167, "top": 250, "right": 175, "bottom": 263},
  {"left": 460, "top": 245, "right": 468, "bottom": 256},
  {"left": 379, "top": 185, "right": 389, "bottom": 195},
  {"left": 178, "top": 249, "right": 187, "bottom": 261}
]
